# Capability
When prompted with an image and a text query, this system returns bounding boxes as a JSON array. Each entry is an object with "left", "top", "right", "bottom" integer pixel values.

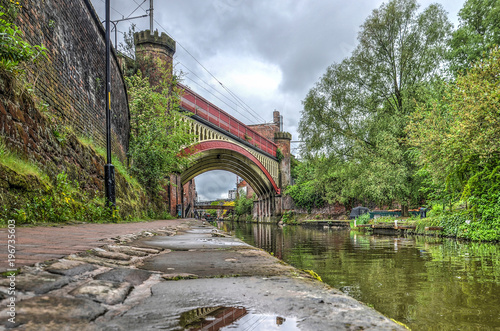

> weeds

[
  {"left": 0, "top": 172, "right": 120, "bottom": 225},
  {"left": 0, "top": 137, "right": 47, "bottom": 180}
]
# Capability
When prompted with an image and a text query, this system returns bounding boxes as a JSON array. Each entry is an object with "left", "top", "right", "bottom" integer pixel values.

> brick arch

[{"left": 181, "top": 141, "right": 280, "bottom": 196}]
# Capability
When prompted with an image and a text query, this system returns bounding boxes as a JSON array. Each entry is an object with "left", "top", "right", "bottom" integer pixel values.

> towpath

[{"left": 0, "top": 219, "right": 406, "bottom": 330}]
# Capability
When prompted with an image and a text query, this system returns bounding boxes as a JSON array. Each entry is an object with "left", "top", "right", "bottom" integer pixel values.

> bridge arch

[{"left": 181, "top": 141, "right": 279, "bottom": 197}]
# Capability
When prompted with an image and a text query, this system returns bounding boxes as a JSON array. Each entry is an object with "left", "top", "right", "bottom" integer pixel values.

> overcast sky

[{"left": 91, "top": 0, "right": 464, "bottom": 201}]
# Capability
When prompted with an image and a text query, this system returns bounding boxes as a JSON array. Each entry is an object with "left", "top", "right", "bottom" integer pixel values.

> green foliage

[
  {"left": 126, "top": 63, "right": 195, "bottom": 193},
  {"left": 52, "top": 126, "right": 67, "bottom": 146},
  {"left": 285, "top": 158, "right": 325, "bottom": 213},
  {"left": 448, "top": 0, "right": 500, "bottom": 75},
  {"left": 0, "top": 172, "right": 120, "bottom": 225},
  {"left": 299, "top": 0, "right": 451, "bottom": 209},
  {"left": 281, "top": 210, "right": 296, "bottom": 224},
  {"left": 290, "top": 0, "right": 500, "bottom": 240},
  {"left": 79, "top": 136, "right": 142, "bottom": 191},
  {"left": 118, "top": 23, "right": 137, "bottom": 60},
  {"left": 276, "top": 148, "right": 284, "bottom": 163},
  {"left": 145, "top": 209, "right": 175, "bottom": 220},
  {"left": 408, "top": 47, "right": 500, "bottom": 235},
  {"left": 355, "top": 212, "right": 370, "bottom": 225},
  {"left": 303, "top": 269, "right": 323, "bottom": 282},
  {"left": 0, "top": 4, "right": 46, "bottom": 73},
  {"left": 0, "top": 137, "right": 46, "bottom": 179},
  {"left": 234, "top": 194, "right": 253, "bottom": 216}
]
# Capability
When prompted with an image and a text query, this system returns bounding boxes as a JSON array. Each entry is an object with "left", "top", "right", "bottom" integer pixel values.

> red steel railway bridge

[{"left": 134, "top": 30, "right": 292, "bottom": 221}]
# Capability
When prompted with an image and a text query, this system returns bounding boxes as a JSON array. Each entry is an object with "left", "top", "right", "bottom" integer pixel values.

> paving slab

[
  {"left": 97, "top": 276, "right": 404, "bottom": 331},
  {"left": 94, "top": 268, "right": 152, "bottom": 286},
  {"left": 3, "top": 295, "right": 106, "bottom": 329},
  {"left": 70, "top": 280, "right": 132, "bottom": 305},
  {"left": 135, "top": 227, "right": 250, "bottom": 251},
  {"left": 45, "top": 260, "right": 97, "bottom": 276},
  {"left": 0, "top": 271, "right": 70, "bottom": 294},
  {"left": 139, "top": 248, "right": 297, "bottom": 278}
]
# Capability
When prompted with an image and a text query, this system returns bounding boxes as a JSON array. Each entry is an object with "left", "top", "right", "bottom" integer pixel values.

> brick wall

[
  {"left": 3, "top": 0, "right": 129, "bottom": 160},
  {"left": 247, "top": 123, "right": 279, "bottom": 141}
]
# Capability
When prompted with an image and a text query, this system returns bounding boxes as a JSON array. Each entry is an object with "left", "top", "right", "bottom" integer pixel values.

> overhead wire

[
  {"left": 103, "top": 0, "right": 268, "bottom": 125},
  {"left": 152, "top": 18, "right": 267, "bottom": 124},
  {"left": 182, "top": 75, "right": 256, "bottom": 124},
  {"left": 98, "top": 0, "right": 125, "bottom": 17},
  {"left": 127, "top": 0, "right": 147, "bottom": 18},
  {"left": 177, "top": 61, "right": 242, "bottom": 111}
]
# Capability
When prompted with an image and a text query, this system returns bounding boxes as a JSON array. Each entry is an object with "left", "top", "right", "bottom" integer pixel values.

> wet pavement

[
  {"left": 0, "top": 219, "right": 406, "bottom": 330},
  {"left": 0, "top": 219, "right": 187, "bottom": 272}
]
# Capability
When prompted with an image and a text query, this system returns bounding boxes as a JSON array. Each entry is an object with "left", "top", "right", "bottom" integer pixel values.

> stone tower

[
  {"left": 133, "top": 30, "right": 176, "bottom": 85},
  {"left": 133, "top": 29, "right": 196, "bottom": 217}
]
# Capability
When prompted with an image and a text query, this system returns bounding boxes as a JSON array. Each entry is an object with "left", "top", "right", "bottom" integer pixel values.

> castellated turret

[{"left": 133, "top": 30, "right": 176, "bottom": 85}]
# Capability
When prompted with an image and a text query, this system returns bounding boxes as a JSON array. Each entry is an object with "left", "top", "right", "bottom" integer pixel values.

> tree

[
  {"left": 299, "top": 0, "right": 451, "bottom": 212},
  {"left": 285, "top": 158, "right": 325, "bottom": 212},
  {"left": 234, "top": 194, "right": 253, "bottom": 217},
  {"left": 448, "top": 0, "right": 500, "bottom": 75},
  {"left": 408, "top": 47, "right": 500, "bottom": 208},
  {"left": 126, "top": 63, "right": 195, "bottom": 193}
]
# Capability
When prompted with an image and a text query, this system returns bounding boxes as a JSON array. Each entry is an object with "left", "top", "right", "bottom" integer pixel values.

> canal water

[{"left": 215, "top": 221, "right": 500, "bottom": 331}]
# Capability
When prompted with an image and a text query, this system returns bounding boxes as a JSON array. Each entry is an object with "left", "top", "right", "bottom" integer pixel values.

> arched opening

[
  {"left": 181, "top": 141, "right": 278, "bottom": 197},
  {"left": 179, "top": 141, "right": 280, "bottom": 221}
]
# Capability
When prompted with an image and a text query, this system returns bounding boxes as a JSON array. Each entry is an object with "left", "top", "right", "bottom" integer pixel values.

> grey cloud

[
  {"left": 194, "top": 170, "right": 236, "bottom": 201},
  {"left": 91, "top": 0, "right": 463, "bottom": 199}
]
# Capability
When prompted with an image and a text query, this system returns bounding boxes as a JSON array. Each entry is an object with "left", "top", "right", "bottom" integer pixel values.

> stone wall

[
  {"left": 1, "top": 0, "right": 129, "bottom": 160},
  {"left": 289, "top": 202, "right": 348, "bottom": 220},
  {"left": 0, "top": 80, "right": 105, "bottom": 191},
  {"left": 0, "top": 0, "right": 136, "bottom": 212},
  {"left": 0, "top": 77, "right": 145, "bottom": 216}
]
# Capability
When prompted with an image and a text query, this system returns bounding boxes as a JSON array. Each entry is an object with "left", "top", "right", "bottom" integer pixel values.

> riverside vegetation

[
  {"left": 288, "top": 0, "right": 500, "bottom": 241},
  {"left": 0, "top": 3, "right": 194, "bottom": 225}
]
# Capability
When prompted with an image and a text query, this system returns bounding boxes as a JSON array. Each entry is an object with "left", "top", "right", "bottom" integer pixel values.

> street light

[{"left": 104, "top": 0, "right": 115, "bottom": 208}]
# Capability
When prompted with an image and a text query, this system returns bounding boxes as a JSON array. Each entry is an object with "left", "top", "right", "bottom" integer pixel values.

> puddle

[{"left": 179, "top": 306, "right": 300, "bottom": 330}]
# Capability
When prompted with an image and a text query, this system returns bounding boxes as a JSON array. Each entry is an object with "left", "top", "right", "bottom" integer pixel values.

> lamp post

[{"left": 104, "top": 0, "right": 116, "bottom": 208}]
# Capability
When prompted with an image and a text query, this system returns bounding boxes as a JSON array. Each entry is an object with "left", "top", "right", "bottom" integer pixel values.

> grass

[
  {"left": 0, "top": 137, "right": 49, "bottom": 182},
  {"left": 77, "top": 135, "right": 142, "bottom": 191}
]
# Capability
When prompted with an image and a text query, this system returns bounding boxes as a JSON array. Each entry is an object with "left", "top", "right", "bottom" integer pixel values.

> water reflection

[
  {"left": 218, "top": 222, "right": 500, "bottom": 331},
  {"left": 179, "top": 305, "right": 299, "bottom": 331},
  {"left": 180, "top": 306, "right": 247, "bottom": 330}
]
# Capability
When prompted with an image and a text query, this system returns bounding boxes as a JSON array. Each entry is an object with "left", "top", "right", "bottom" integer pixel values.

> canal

[{"left": 215, "top": 221, "right": 500, "bottom": 330}]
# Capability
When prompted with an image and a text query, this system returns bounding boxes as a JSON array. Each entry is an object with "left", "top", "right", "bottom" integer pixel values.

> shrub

[
  {"left": 355, "top": 212, "right": 370, "bottom": 225},
  {"left": 0, "top": 3, "right": 46, "bottom": 73}
]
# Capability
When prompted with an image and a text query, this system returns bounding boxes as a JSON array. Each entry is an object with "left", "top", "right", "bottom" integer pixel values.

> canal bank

[
  {"left": 221, "top": 221, "right": 500, "bottom": 330},
  {"left": 0, "top": 218, "right": 406, "bottom": 330}
]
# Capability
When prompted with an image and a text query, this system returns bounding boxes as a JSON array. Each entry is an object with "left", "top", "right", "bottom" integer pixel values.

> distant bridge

[{"left": 194, "top": 204, "right": 235, "bottom": 211}]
